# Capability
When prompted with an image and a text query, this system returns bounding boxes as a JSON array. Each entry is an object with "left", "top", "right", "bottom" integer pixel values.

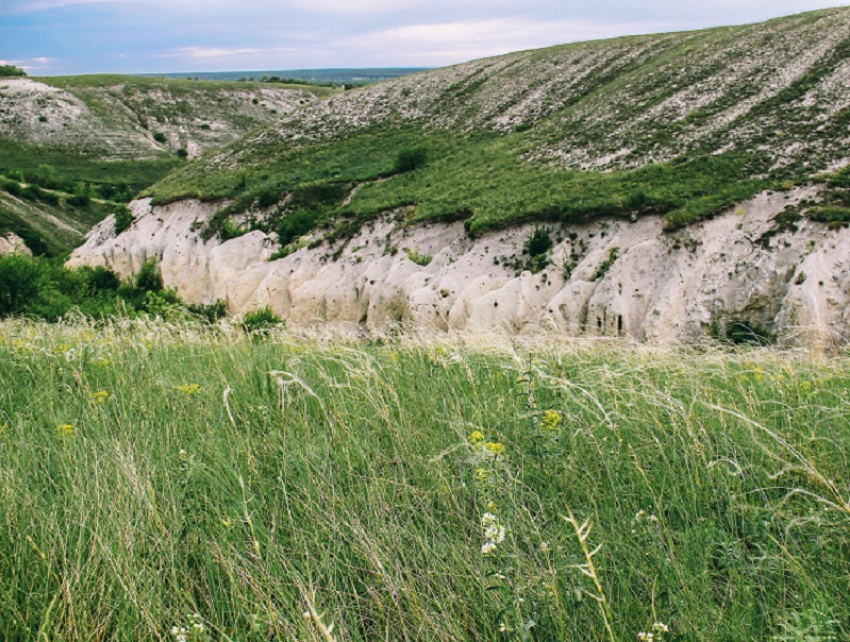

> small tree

[
  {"left": 0, "top": 255, "right": 43, "bottom": 316},
  {"left": 0, "top": 65, "right": 26, "bottom": 78}
]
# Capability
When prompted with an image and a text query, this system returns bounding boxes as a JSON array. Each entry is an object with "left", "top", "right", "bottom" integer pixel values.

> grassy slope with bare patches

[{"left": 148, "top": 8, "right": 850, "bottom": 242}]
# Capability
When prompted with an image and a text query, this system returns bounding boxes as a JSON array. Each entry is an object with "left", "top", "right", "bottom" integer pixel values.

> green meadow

[{"left": 1, "top": 319, "right": 848, "bottom": 641}]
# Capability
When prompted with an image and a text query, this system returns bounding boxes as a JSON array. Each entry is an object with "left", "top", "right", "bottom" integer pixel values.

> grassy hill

[
  {"left": 0, "top": 74, "right": 335, "bottom": 255},
  {"left": 147, "top": 7, "right": 850, "bottom": 245}
]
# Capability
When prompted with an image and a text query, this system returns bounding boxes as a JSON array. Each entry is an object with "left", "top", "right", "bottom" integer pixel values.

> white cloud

[
  {"left": 165, "top": 47, "right": 265, "bottom": 60},
  {"left": 334, "top": 17, "right": 674, "bottom": 65},
  {"left": 0, "top": 56, "right": 58, "bottom": 72}
]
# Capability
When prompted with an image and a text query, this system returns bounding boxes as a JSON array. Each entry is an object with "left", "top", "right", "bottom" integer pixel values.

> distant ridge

[{"left": 140, "top": 68, "right": 431, "bottom": 85}]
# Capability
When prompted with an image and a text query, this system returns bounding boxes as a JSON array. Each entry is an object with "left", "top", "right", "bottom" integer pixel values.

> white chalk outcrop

[
  {"left": 67, "top": 189, "right": 850, "bottom": 346},
  {"left": 0, "top": 233, "right": 32, "bottom": 257}
]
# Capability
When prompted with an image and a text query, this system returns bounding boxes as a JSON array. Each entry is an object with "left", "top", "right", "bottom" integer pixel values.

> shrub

[
  {"left": 289, "top": 183, "right": 349, "bottom": 210},
  {"left": 0, "top": 255, "right": 43, "bottom": 316},
  {"left": 240, "top": 306, "right": 285, "bottom": 333},
  {"left": 34, "top": 164, "right": 59, "bottom": 189},
  {"left": 404, "top": 247, "right": 432, "bottom": 267},
  {"left": 394, "top": 146, "right": 428, "bottom": 173},
  {"left": 187, "top": 300, "right": 227, "bottom": 323},
  {"left": 523, "top": 225, "right": 553, "bottom": 257},
  {"left": 141, "top": 288, "right": 184, "bottom": 318},
  {"left": 1, "top": 178, "right": 22, "bottom": 197},
  {"left": 255, "top": 184, "right": 283, "bottom": 209},
  {"left": 722, "top": 320, "right": 775, "bottom": 346},
  {"left": 134, "top": 259, "right": 163, "bottom": 292},
  {"left": 66, "top": 182, "right": 91, "bottom": 207},
  {"left": 153, "top": 132, "right": 167, "bottom": 143},
  {"left": 176, "top": 148, "right": 188, "bottom": 159},
  {"left": 277, "top": 210, "right": 315, "bottom": 246},
  {"left": 113, "top": 206, "right": 134, "bottom": 234}
]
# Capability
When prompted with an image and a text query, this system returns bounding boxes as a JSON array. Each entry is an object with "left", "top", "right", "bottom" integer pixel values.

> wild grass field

[{"left": 1, "top": 319, "right": 848, "bottom": 641}]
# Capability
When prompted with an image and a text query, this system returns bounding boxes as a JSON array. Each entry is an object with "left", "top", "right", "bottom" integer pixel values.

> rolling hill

[{"left": 0, "top": 74, "right": 334, "bottom": 254}]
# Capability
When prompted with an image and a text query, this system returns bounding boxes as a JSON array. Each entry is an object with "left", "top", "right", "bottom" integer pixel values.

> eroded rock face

[{"left": 67, "top": 189, "right": 850, "bottom": 346}]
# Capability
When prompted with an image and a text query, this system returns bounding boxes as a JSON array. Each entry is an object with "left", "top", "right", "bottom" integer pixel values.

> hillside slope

[
  {"left": 148, "top": 7, "right": 850, "bottom": 234},
  {"left": 70, "top": 8, "right": 850, "bottom": 344},
  {"left": 0, "top": 75, "right": 333, "bottom": 161},
  {"left": 0, "top": 75, "right": 334, "bottom": 254}
]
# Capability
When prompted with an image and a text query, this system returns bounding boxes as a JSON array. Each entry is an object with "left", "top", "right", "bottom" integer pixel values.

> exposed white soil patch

[
  {"left": 69, "top": 187, "right": 850, "bottom": 348},
  {"left": 0, "top": 233, "right": 32, "bottom": 256}
]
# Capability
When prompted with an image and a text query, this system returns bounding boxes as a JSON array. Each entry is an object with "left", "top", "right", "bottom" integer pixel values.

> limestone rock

[{"left": 68, "top": 188, "right": 850, "bottom": 346}]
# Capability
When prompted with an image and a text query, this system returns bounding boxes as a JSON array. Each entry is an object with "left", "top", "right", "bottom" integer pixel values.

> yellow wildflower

[
  {"left": 91, "top": 390, "right": 109, "bottom": 404},
  {"left": 475, "top": 467, "right": 490, "bottom": 481},
  {"left": 540, "top": 409, "right": 562, "bottom": 431},
  {"left": 56, "top": 424, "right": 74, "bottom": 437},
  {"left": 175, "top": 384, "right": 202, "bottom": 395},
  {"left": 468, "top": 430, "right": 485, "bottom": 444},
  {"left": 484, "top": 442, "right": 505, "bottom": 456}
]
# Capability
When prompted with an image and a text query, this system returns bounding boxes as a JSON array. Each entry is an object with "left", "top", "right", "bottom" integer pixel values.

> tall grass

[{"left": 1, "top": 319, "right": 848, "bottom": 641}]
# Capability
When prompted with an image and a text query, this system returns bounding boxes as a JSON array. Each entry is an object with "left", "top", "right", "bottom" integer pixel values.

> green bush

[
  {"left": 113, "top": 206, "right": 134, "bottom": 234},
  {"left": 277, "top": 210, "right": 316, "bottom": 246},
  {"left": 255, "top": 184, "right": 283, "bottom": 209},
  {"left": 394, "top": 146, "right": 428, "bottom": 173},
  {"left": 592, "top": 247, "right": 620, "bottom": 281},
  {"left": 0, "top": 255, "right": 43, "bottom": 316},
  {"left": 134, "top": 259, "right": 163, "bottom": 292},
  {"left": 1, "top": 178, "right": 22, "bottom": 198},
  {"left": 0, "top": 256, "right": 127, "bottom": 320},
  {"left": 187, "top": 300, "right": 227, "bottom": 323},
  {"left": 721, "top": 320, "right": 775, "bottom": 345},
  {"left": 153, "top": 132, "right": 167, "bottom": 144},
  {"left": 240, "top": 306, "right": 284, "bottom": 333},
  {"left": 523, "top": 225, "right": 553, "bottom": 257},
  {"left": 33, "top": 164, "right": 60, "bottom": 190},
  {"left": 140, "top": 288, "right": 184, "bottom": 318},
  {"left": 66, "top": 182, "right": 91, "bottom": 207},
  {"left": 404, "top": 246, "right": 432, "bottom": 267}
]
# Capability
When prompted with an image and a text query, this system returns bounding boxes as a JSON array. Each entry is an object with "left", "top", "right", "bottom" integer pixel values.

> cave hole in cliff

[{"left": 618, "top": 315, "right": 623, "bottom": 336}]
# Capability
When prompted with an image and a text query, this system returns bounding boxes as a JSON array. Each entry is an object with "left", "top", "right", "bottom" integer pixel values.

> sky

[{"left": 1, "top": 0, "right": 849, "bottom": 76}]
